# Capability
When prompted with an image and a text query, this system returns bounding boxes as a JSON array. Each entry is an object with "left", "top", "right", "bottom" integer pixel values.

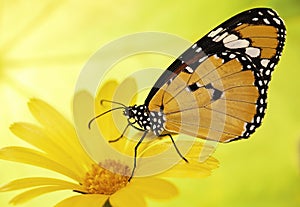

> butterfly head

[{"left": 123, "top": 106, "right": 134, "bottom": 118}]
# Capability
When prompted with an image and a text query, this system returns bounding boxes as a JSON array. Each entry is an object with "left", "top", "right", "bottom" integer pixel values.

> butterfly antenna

[
  {"left": 88, "top": 106, "right": 125, "bottom": 129},
  {"left": 100, "top": 99, "right": 127, "bottom": 108}
]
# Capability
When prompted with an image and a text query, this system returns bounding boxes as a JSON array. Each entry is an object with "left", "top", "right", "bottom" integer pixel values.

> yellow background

[{"left": 0, "top": 0, "right": 299, "bottom": 206}]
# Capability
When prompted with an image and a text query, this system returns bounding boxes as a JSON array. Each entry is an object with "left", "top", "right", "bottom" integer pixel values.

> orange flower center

[{"left": 82, "top": 160, "right": 131, "bottom": 195}]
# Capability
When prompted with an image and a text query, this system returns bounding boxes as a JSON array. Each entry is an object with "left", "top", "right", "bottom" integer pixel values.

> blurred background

[{"left": 0, "top": 0, "right": 299, "bottom": 206}]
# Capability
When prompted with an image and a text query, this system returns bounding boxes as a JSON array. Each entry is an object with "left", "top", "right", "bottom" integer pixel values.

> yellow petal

[
  {"left": 95, "top": 78, "right": 138, "bottom": 143},
  {"left": 55, "top": 194, "right": 108, "bottom": 207},
  {"left": 10, "top": 122, "right": 62, "bottom": 155},
  {"left": 28, "top": 98, "right": 74, "bottom": 139},
  {"left": 140, "top": 140, "right": 219, "bottom": 178},
  {"left": 28, "top": 99, "right": 91, "bottom": 163},
  {"left": 10, "top": 185, "right": 76, "bottom": 205},
  {"left": 27, "top": 98, "right": 94, "bottom": 170},
  {"left": 129, "top": 177, "right": 178, "bottom": 199},
  {"left": 141, "top": 139, "right": 214, "bottom": 158},
  {"left": 113, "top": 77, "right": 138, "bottom": 107},
  {"left": 95, "top": 80, "right": 119, "bottom": 112},
  {"left": 10, "top": 122, "right": 93, "bottom": 176},
  {"left": 158, "top": 158, "right": 219, "bottom": 178},
  {"left": 90, "top": 78, "right": 152, "bottom": 158},
  {"left": 95, "top": 78, "right": 137, "bottom": 113},
  {"left": 0, "top": 177, "right": 85, "bottom": 193},
  {"left": 0, "top": 146, "right": 80, "bottom": 181},
  {"left": 110, "top": 184, "right": 147, "bottom": 207},
  {"left": 138, "top": 138, "right": 173, "bottom": 157},
  {"left": 95, "top": 80, "right": 121, "bottom": 139}
]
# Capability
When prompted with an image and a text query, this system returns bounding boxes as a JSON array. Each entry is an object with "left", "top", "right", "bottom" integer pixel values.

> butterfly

[{"left": 89, "top": 8, "right": 286, "bottom": 179}]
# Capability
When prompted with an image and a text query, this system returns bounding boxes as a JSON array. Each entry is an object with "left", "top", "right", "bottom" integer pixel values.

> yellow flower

[
  {"left": 0, "top": 98, "right": 178, "bottom": 207},
  {"left": 0, "top": 80, "right": 219, "bottom": 206}
]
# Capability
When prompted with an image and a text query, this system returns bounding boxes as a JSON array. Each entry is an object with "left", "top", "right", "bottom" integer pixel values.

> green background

[{"left": 0, "top": 0, "right": 299, "bottom": 206}]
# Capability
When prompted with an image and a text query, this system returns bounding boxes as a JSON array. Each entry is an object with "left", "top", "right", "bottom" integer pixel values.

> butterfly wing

[{"left": 145, "top": 8, "right": 286, "bottom": 142}]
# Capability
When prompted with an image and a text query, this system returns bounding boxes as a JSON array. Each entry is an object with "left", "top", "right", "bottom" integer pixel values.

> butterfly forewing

[{"left": 145, "top": 8, "right": 286, "bottom": 142}]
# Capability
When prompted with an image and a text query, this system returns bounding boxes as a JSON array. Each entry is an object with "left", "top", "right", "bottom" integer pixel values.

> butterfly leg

[
  {"left": 108, "top": 123, "right": 131, "bottom": 143},
  {"left": 129, "top": 122, "right": 146, "bottom": 132},
  {"left": 159, "top": 134, "right": 189, "bottom": 163},
  {"left": 109, "top": 119, "right": 145, "bottom": 143},
  {"left": 129, "top": 130, "right": 148, "bottom": 181}
]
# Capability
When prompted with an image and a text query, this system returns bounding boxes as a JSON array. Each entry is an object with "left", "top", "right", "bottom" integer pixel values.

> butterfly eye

[{"left": 123, "top": 108, "right": 131, "bottom": 117}]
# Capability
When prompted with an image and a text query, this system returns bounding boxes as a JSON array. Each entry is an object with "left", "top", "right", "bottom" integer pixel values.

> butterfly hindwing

[{"left": 145, "top": 8, "right": 286, "bottom": 142}]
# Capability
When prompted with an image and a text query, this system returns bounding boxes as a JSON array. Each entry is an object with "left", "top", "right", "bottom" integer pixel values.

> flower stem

[{"left": 103, "top": 199, "right": 113, "bottom": 207}]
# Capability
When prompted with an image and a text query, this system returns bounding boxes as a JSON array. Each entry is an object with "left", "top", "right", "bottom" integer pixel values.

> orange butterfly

[{"left": 89, "top": 8, "right": 286, "bottom": 179}]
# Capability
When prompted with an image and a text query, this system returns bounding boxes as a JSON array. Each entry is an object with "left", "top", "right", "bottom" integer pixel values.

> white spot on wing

[
  {"left": 224, "top": 39, "right": 250, "bottom": 49},
  {"left": 256, "top": 116, "right": 261, "bottom": 123},
  {"left": 196, "top": 82, "right": 202, "bottom": 87},
  {"left": 259, "top": 107, "right": 264, "bottom": 113},
  {"left": 249, "top": 125, "right": 255, "bottom": 131},
  {"left": 195, "top": 47, "right": 202, "bottom": 53},
  {"left": 213, "top": 32, "right": 228, "bottom": 42},
  {"left": 260, "top": 98, "right": 264, "bottom": 104},
  {"left": 245, "top": 47, "right": 260, "bottom": 57},
  {"left": 273, "top": 17, "right": 281, "bottom": 25},
  {"left": 267, "top": 10, "right": 275, "bottom": 16},
  {"left": 198, "top": 56, "right": 208, "bottom": 63},
  {"left": 208, "top": 27, "right": 223, "bottom": 38},
  {"left": 185, "top": 66, "right": 193, "bottom": 73},
  {"left": 223, "top": 34, "right": 239, "bottom": 44},
  {"left": 229, "top": 54, "right": 236, "bottom": 59},
  {"left": 261, "top": 59, "right": 270, "bottom": 67},
  {"left": 265, "top": 69, "right": 271, "bottom": 76},
  {"left": 263, "top": 18, "right": 270, "bottom": 24}
]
